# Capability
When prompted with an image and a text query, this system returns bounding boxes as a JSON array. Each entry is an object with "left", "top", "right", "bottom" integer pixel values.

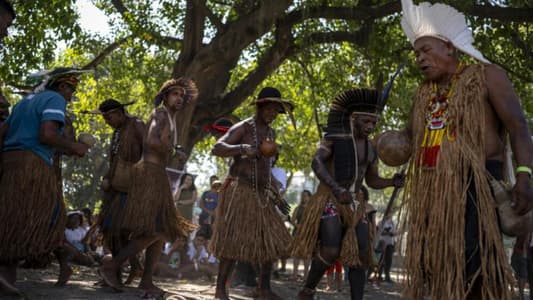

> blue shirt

[
  {"left": 200, "top": 191, "right": 219, "bottom": 212},
  {"left": 3, "top": 90, "right": 66, "bottom": 165}
]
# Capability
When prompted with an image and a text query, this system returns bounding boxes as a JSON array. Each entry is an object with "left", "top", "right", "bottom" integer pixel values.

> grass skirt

[
  {"left": 0, "top": 151, "right": 66, "bottom": 263},
  {"left": 209, "top": 177, "right": 291, "bottom": 264},
  {"left": 403, "top": 64, "right": 513, "bottom": 299},
  {"left": 291, "top": 184, "right": 368, "bottom": 267},
  {"left": 119, "top": 161, "right": 195, "bottom": 242},
  {"left": 100, "top": 191, "right": 128, "bottom": 252}
]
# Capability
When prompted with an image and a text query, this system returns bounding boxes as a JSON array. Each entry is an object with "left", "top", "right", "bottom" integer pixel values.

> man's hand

[
  {"left": 392, "top": 173, "right": 405, "bottom": 188},
  {"left": 511, "top": 174, "right": 533, "bottom": 215},
  {"left": 333, "top": 186, "right": 352, "bottom": 204},
  {"left": 70, "top": 142, "right": 89, "bottom": 157},
  {"left": 241, "top": 144, "right": 258, "bottom": 158},
  {"left": 173, "top": 146, "right": 187, "bottom": 161}
]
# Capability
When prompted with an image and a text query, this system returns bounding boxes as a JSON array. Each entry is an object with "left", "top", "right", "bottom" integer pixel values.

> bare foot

[
  {"left": 214, "top": 288, "right": 230, "bottom": 300},
  {"left": 99, "top": 263, "right": 123, "bottom": 292},
  {"left": 297, "top": 287, "right": 315, "bottom": 300},
  {"left": 258, "top": 289, "right": 283, "bottom": 300},
  {"left": 55, "top": 265, "right": 72, "bottom": 287},
  {"left": 242, "top": 287, "right": 258, "bottom": 298},
  {"left": 124, "top": 268, "right": 143, "bottom": 285},
  {"left": 0, "top": 275, "right": 20, "bottom": 296},
  {"left": 93, "top": 279, "right": 108, "bottom": 287},
  {"left": 138, "top": 282, "right": 165, "bottom": 296}
]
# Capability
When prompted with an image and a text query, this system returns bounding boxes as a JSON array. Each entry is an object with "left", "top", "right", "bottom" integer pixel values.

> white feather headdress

[{"left": 400, "top": 0, "right": 489, "bottom": 63}]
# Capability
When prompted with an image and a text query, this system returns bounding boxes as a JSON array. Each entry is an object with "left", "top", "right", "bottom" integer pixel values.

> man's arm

[
  {"left": 212, "top": 123, "right": 257, "bottom": 157},
  {"left": 40, "top": 121, "right": 87, "bottom": 157},
  {"left": 180, "top": 190, "right": 196, "bottom": 205},
  {"left": 311, "top": 139, "right": 351, "bottom": 204},
  {"left": 60, "top": 116, "right": 78, "bottom": 156},
  {"left": 134, "top": 118, "right": 147, "bottom": 149},
  {"left": 365, "top": 159, "right": 404, "bottom": 190},
  {"left": 198, "top": 192, "right": 210, "bottom": 213},
  {"left": 485, "top": 65, "right": 533, "bottom": 215}
]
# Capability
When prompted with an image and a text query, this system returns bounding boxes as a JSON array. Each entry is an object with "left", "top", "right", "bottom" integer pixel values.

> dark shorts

[
  {"left": 464, "top": 160, "right": 502, "bottom": 279},
  {"left": 511, "top": 253, "right": 528, "bottom": 280}
]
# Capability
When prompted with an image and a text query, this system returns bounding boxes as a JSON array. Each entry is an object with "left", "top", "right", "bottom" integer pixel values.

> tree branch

[
  {"left": 111, "top": 0, "right": 183, "bottom": 49},
  {"left": 467, "top": 4, "right": 533, "bottom": 23},
  {"left": 296, "top": 26, "right": 372, "bottom": 49},
  {"left": 284, "top": 1, "right": 400, "bottom": 26},
  {"left": 174, "top": 0, "right": 207, "bottom": 76},
  {"left": 110, "top": 0, "right": 128, "bottom": 15},
  {"left": 82, "top": 37, "right": 130, "bottom": 70},
  {"left": 196, "top": 0, "right": 224, "bottom": 32},
  {"left": 284, "top": 1, "right": 533, "bottom": 26},
  {"left": 214, "top": 25, "right": 295, "bottom": 117},
  {"left": 509, "top": 30, "right": 533, "bottom": 58}
]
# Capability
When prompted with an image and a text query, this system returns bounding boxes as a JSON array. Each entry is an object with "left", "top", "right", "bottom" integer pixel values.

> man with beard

[{"left": 100, "top": 79, "right": 197, "bottom": 297}]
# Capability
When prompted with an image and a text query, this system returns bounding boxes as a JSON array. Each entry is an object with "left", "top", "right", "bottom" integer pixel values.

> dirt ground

[{"left": 5, "top": 263, "right": 404, "bottom": 300}]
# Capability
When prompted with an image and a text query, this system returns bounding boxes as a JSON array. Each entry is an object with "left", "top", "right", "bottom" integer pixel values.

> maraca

[
  {"left": 78, "top": 132, "right": 96, "bottom": 147},
  {"left": 259, "top": 138, "right": 277, "bottom": 157}
]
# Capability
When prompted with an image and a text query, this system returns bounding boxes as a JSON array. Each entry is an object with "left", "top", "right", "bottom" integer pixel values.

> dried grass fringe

[
  {"left": 402, "top": 64, "right": 514, "bottom": 300},
  {"left": 291, "top": 184, "right": 365, "bottom": 267},
  {"left": 101, "top": 192, "right": 124, "bottom": 250},
  {"left": 102, "top": 118, "right": 144, "bottom": 249},
  {"left": 209, "top": 178, "right": 291, "bottom": 264},
  {"left": 0, "top": 151, "right": 66, "bottom": 263},
  {"left": 119, "top": 161, "right": 195, "bottom": 242}
]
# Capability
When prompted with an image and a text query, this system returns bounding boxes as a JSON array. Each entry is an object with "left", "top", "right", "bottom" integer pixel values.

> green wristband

[{"left": 516, "top": 166, "right": 532, "bottom": 177}]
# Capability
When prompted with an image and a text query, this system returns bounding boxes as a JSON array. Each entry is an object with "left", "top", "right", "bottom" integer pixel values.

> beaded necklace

[
  {"left": 420, "top": 62, "right": 464, "bottom": 167},
  {"left": 250, "top": 117, "right": 273, "bottom": 208},
  {"left": 111, "top": 128, "right": 121, "bottom": 156},
  {"left": 426, "top": 62, "right": 464, "bottom": 130}
]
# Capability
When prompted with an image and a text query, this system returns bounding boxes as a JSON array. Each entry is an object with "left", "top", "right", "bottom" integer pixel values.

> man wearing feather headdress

[
  {"left": 292, "top": 84, "right": 404, "bottom": 300},
  {"left": 0, "top": 67, "right": 90, "bottom": 295},
  {"left": 400, "top": 0, "right": 533, "bottom": 299}
]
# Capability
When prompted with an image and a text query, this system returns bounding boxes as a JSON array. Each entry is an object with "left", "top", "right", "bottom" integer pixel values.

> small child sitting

[{"left": 65, "top": 211, "right": 88, "bottom": 252}]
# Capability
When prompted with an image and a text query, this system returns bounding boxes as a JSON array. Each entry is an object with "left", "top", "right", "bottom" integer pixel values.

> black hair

[
  {"left": 0, "top": 0, "right": 15, "bottom": 19},
  {"left": 179, "top": 173, "right": 196, "bottom": 191},
  {"left": 81, "top": 208, "right": 93, "bottom": 226},
  {"left": 300, "top": 190, "right": 312, "bottom": 204},
  {"left": 67, "top": 213, "right": 83, "bottom": 226},
  {"left": 256, "top": 101, "right": 283, "bottom": 112}
]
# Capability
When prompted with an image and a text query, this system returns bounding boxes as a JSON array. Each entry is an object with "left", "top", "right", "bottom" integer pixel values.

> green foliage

[{"left": 1, "top": 0, "right": 532, "bottom": 210}]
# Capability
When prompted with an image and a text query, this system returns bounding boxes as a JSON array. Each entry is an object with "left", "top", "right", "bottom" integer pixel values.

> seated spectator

[
  {"left": 55, "top": 211, "right": 95, "bottom": 286},
  {"left": 181, "top": 228, "right": 218, "bottom": 280},
  {"left": 65, "top": 211, "right": 88, "bottom": 252},
  {"left": 154, "top": 235, "right": 188, "bottom": 278}
]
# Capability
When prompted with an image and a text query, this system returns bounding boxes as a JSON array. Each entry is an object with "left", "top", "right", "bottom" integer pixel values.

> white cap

[{"left": 400, "top": 0, "right": 489, "bottom": 64}]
